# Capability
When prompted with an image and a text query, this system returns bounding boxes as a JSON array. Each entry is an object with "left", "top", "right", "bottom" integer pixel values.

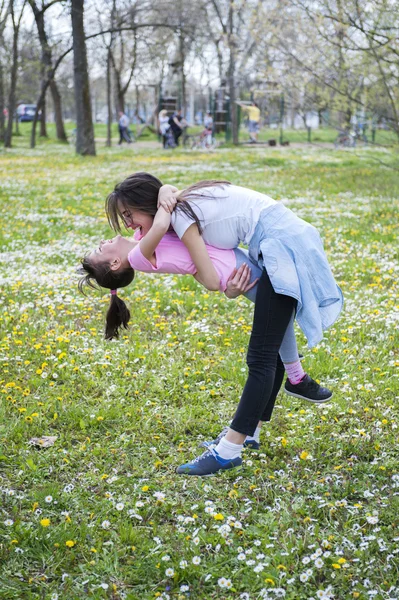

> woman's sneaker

[
  {"left": 176, "top": 448, "right": 242, "bottom": 476},
  {"left": 284, "top": 374, "right": 332, "bottom": 403},
  {"left": 199, "top": 427, "right": 260, "bottom": 450},
  {"left": 199, "top": 427, "right": 228, "bottom": 448}
]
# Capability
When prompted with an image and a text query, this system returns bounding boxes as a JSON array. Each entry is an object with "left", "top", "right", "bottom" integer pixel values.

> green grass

[{"left": 0, "top": 141, "right": 398, "bottom": 600}]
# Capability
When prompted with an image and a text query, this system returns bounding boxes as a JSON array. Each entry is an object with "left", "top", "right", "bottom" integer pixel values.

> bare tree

[
  {"left": 71, "top": 0, "right": 95, "bottom": 155},
  {"left": 4, "top": 0, "right": 26, "bottom": 148},
  {"left": 28, "top": 0, "right": 68, "bottom": 143},
  {"left": 0, "top": 0, "right": 10, "bottom": 143}
]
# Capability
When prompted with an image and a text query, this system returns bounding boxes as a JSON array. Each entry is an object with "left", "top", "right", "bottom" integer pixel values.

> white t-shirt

[{"left": 171, "top": 184, "right": 276, "bottom": 248}]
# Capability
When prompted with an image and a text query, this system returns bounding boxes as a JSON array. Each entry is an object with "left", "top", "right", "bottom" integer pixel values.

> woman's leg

[
  {"left": 259, "top": 354, "right": 285, "bottom": 423},
  {"left": 228, "top": 268, "right": 296, "bottom": 439}
]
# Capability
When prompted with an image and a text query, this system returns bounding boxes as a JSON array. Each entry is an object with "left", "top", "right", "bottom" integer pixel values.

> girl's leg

[
  {"left": 278, "top": 311, "right": 299, "bottom": 364},
  {"left": 227, "top": 268, "right": 296, "bottom": 440}
]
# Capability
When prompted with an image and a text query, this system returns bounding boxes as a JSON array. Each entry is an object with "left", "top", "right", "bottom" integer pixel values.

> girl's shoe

[
  {"left": 176, "top": 447, "right": 242, "bottom": 476},
  {"left": 284, "top": 374, "right": 332, "bottom": 403}
]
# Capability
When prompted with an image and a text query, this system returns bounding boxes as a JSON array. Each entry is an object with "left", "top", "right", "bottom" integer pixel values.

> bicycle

[
  {"left": 334, "top": 130, "right": 356, "bottom": 148},
  {"left": 182, "top": 126, "right": 196, "bottom": 149},
  {"left": 182, "top": 126, "right": 218, "bottom": 150}
]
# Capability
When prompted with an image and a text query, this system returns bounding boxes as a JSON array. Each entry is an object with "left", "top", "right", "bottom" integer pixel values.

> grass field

[{"left": 0, "top": 139, "right": 398, "bottom": 600}]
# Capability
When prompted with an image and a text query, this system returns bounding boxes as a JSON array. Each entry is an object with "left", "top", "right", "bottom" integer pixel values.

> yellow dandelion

[
  {"left": 213, "top": 513, "right": 224, "bottom": 521},
  {"left": 65, "top": 540, "right": 76, "bottom": 548},
  {"left": 40, "top": 518, "right": 50, "bottom": 527}
]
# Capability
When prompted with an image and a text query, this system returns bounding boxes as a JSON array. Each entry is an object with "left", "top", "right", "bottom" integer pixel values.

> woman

[{"left": 105, "top": 172, "right": 343, "bottom": 476}]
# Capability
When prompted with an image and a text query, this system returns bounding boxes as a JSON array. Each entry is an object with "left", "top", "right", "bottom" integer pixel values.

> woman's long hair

[
  {"left": 78, "top": 256, "right": 135, "bottom": 340},
  {"left": 106, "top": 171, "right": 231, "bottom": 235}
]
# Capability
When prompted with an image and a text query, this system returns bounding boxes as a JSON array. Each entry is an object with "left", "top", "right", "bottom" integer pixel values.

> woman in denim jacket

[{"left": 106, "top": 173, "right": 343, "bottom": 477}]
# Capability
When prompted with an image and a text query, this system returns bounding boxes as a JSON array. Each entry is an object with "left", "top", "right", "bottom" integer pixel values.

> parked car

[{"left": 16, "top": 104, "right": 41, "bottom": 122}]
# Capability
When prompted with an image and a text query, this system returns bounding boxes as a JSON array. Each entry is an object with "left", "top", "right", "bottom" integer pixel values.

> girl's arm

[
  {"left": 158, "top": 184, "right": 181, "bottom": 213},
  {"left": 138, "top": 206, "right": 171, "bottom": 263},
  {"left": 181, "top": 223, "right": 220, "bottom": 291}
]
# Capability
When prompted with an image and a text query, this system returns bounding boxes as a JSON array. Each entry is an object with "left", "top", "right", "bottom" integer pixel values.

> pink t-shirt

[{"left": 128, "top": 231, "right": 235, "bottom": 292}]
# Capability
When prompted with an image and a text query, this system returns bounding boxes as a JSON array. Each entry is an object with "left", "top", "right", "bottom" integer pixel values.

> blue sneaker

[
  {"left": 176, "top": 447, "right": 242, "bottom": 476},
  {"left": 199, "top": 427, "right": 228, "bottom": 449},
  {"left": 244, "top": 438, "right": 260, "bottom": 450},
  {"left": 200, "top": 428, "right": 260, "bottom": 450}
]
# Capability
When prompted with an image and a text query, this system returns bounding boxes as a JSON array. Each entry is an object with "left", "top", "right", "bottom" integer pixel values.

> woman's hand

[
  {"left": 225, "top": 264, "right": 258, "bottom": 299},
  {"left": 158, "top": 184, "right": 179, "bottom": 213}
]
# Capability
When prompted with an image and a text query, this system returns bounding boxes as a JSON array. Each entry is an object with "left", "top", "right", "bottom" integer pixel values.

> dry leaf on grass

[{"left": 28, "top": 436, "right": 58, "bottom": 448}]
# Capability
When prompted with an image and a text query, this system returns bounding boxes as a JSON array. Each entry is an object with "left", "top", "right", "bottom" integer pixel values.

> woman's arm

[
  {"left": 224, "top": 264, "right": 258, "bottom": 298},
  {"left": 182, "top": 223, "right": 221, "bottom": 291},
  {"left": 138, "top": 206, "right": 171, "bottom": 263}
]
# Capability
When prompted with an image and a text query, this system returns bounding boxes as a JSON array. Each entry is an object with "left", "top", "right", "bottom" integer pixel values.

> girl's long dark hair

[
  {"left": 78, "top": 256, "right": 135, "bottom": 340},
  {"left": 106, "top": 172, "right": 231, "bottom": 235}
]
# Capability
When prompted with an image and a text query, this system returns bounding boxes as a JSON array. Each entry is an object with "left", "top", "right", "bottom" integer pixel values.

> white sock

[
  {"left": 246, "top": 426, "right": 261, "bottom": 443},
  {"left": 215, "top": 437, "right": 243, "bottom": 460}
]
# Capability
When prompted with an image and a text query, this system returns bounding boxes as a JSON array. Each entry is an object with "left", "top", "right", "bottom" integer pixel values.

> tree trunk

[
  {"left": 135, "top": 84, "right": 140, "bottom": 116},
  {"left": 227, "top": 0, "right": 238, "bottom": 145},
  {"left": 49, "top": 79, "right": 67, "bottom": 141},
  {"left": 0, "top": 62, "right": 4, "bottom": 142},
  {"left": 179, "top": 28, "right": 186, "bottom": 112},
  {"left": 106, "top": 48, "right": 112, "bottom": 147},
  {"left": 113, "top": 69, "right": 124, "bottom": 114},
  {"left": 4, "top": 14, "right": 20, "bottom": 148},
  {"left": 71, "top": 0, "right": 95, "bottom": 155},
  {"left": 28, "top": 0, "right": 67, "bottom": 142},
  {"left": 40, "top": 86, "right": 47, "bottom": 137},
  {"left": 30, "top": 83, "right": 47, "bottom": 148}
]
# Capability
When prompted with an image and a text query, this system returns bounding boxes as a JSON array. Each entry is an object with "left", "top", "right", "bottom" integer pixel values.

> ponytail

[
  {"left": 105, "top": 292, "right": 131, "bottom": 340},
  {"left": 78, "top": 257, "right": 135, "bottom": 340}
]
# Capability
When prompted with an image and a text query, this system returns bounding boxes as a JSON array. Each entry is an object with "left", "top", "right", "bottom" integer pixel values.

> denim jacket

[{"left": 248, "top": 203, "right": 343, "bottom": 348}]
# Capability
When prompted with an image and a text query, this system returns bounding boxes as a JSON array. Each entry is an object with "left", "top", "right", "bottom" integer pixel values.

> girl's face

[
  {"left": 89, "top": 235, "right": 133, "bottom": 268},
  {"left": 117, "top": 200, "right": 154, "bottom": 239}
]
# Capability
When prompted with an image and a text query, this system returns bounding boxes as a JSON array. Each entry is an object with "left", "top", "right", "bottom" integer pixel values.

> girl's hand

[
  {"left": 138, "top": 206, "right": 171, "bottom": 261},
  {"left": 225, "top": 264, "right": 258, "bottom": 299},
  {"left": 158, "top": 184, "right": 179, "bottom": 213},
  {"left": 153, "top": 205, "right": 172, "bottom": 230}
]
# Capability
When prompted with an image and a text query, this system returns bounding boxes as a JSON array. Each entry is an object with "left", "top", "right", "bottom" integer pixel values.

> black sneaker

[{"left": 284, "top": 374, "right": 332, "bottom": 403}]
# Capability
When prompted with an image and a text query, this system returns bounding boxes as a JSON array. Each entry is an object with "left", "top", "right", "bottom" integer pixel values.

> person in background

[
  {"left": 237, "top": 101, "right": 261, "bottom": 143},
  {"left": 204, "top": 111, "right": 213, "bottom": 130},
  {"left": 168, "top": 109, "right": 185, "bottom": 146},
  {"left": 158, "top": 109, "right": 170, "bottom": 148},
  {"left": 118, "top": 111, "right": 132, "bottom": 145}
]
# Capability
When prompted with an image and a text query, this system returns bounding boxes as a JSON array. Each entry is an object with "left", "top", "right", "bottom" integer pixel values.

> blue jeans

[{"left": 234, "top": 248, "right": 298, "bottom": 363}]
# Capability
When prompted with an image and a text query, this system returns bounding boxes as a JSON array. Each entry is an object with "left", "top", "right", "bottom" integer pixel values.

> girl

[
  {"left": 103, "top": 172, "right": 343, "bottom": 476},
  {"left": 79, "top": 206, "right": 332, "bottom": 456}
]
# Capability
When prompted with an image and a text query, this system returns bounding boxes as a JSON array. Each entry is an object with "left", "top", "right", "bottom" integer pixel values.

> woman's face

[{"left": 117, "top": 200, "right": 154, "bottom": 239}]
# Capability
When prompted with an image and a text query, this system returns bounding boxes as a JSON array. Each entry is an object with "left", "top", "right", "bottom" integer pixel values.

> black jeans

[
  {"left": 230, "top": 268, "right": 296, "bottom": 436},
  {"left": 173, "top": 129, "right": 182, "bottom": 146}
]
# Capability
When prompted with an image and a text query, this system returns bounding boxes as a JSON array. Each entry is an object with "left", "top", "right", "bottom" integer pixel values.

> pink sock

[{"left": 284, "top": 360, "right": 306, "bottom": 385}]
